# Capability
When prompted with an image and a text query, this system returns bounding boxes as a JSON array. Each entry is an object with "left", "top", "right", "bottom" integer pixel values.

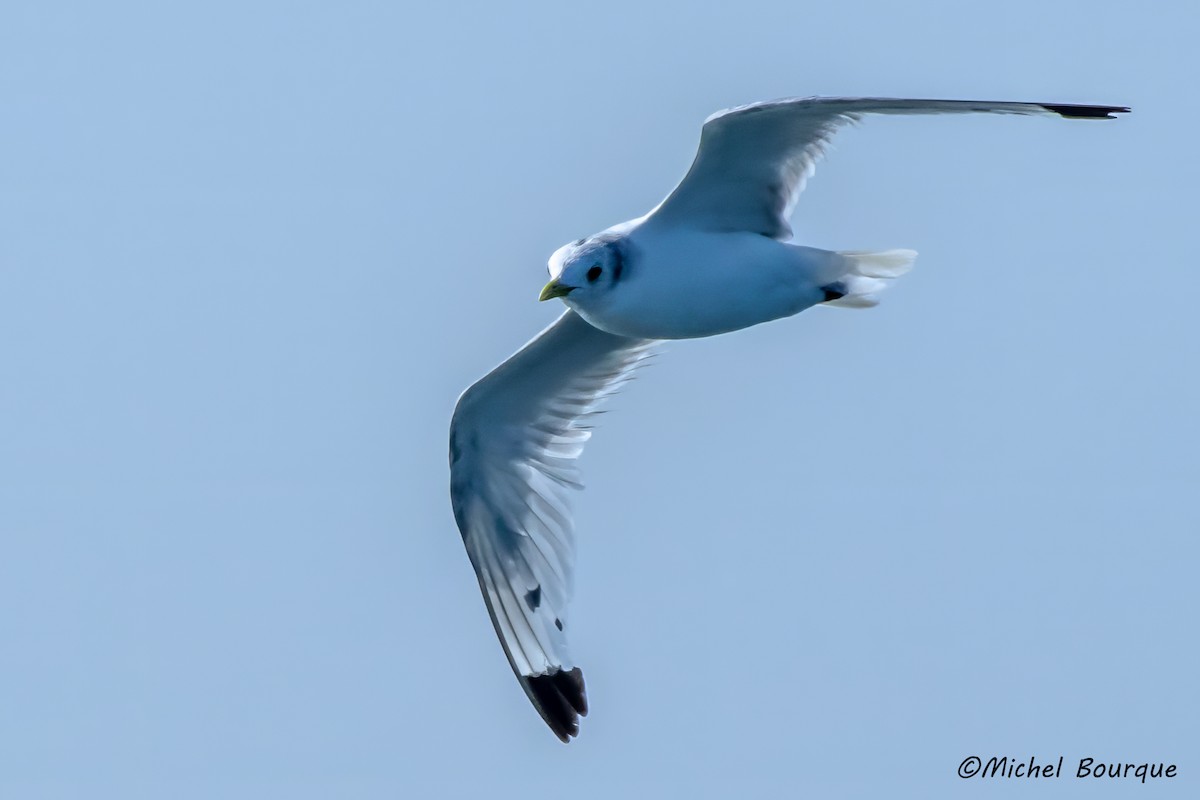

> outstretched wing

[
  {"left": 449, "top": 310, "right": 654, "bottom": 742},
  {"left": 649, "top": 96, "right": 1129, "bottom": 240}
]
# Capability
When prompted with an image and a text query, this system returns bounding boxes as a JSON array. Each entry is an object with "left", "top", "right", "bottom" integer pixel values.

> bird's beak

[{"left": 539, "top": 278, "right": 576, "bottom": 302}]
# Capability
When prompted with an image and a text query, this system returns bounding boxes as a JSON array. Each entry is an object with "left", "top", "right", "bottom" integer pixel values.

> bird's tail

[{"left": 821, "top": 249, "right": 917, "bottom": 308}]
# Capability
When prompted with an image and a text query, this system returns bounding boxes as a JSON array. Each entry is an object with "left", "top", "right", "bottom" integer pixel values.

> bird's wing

[
  {"left": 648, "top": 96, "right": 1129, "bottom": 240},
  {"left": 450, "top": 310, "right": 654, "bottom": 742}
]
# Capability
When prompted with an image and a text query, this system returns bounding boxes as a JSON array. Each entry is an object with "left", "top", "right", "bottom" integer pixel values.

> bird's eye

[{"left": 586, "top": 265, "right": 602, "bottom": 282}]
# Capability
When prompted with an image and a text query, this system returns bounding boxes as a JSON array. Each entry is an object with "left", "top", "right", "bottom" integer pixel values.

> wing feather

[
  {"left": 649, "top": 96, "right": 1129, "bottom": 240},
  {"left": 450, "top": 310, "right": 654, "bottom": 741}
]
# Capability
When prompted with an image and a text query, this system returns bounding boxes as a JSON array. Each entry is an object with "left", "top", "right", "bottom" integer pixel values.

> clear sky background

[{"left": 1, "top": 1, "right": 1194, "bottom": 797}]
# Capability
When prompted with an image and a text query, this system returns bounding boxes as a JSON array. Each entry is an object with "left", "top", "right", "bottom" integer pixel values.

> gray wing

[
  {"left": 648, "top": 96, "right": 1129, "bottom": 240},
  {"left": 449, "top": 310, "right": 654, "bottom": 742}
]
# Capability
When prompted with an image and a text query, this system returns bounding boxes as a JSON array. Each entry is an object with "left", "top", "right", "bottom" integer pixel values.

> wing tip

[
  {"left": 1039, "top": 102, "right": 1131, "bottom": 119},
  {"left": 523, "top": 667, "right": 588, "bottom": 743}
]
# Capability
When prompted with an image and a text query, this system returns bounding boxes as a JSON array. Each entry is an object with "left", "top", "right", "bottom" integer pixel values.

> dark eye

[{"left": 586, "top": 265, "right": 602, "bottom": 282}]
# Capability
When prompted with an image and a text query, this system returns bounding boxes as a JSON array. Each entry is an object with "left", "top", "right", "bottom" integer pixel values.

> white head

[{"left": 539, "top": 236, "right": 628, "bottom": 313}]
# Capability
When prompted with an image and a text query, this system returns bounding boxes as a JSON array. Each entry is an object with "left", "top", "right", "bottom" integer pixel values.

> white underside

[{"left": 566, "top": 221, "right": 912, "bottom": 340}]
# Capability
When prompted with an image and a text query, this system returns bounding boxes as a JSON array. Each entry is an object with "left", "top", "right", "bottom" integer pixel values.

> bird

[{"left": 448, "top": 96, "right": 1129, "bottom": 742}]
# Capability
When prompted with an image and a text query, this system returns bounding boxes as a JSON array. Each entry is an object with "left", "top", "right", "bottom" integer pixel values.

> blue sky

[{"left": 1, "top": 1, "right": 1194, "bottom": 797}]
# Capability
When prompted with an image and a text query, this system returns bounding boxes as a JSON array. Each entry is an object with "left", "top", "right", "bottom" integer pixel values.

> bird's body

[
  {"left": 566, "top": 222, "right": 841, "bottom": 339},
  {"left": 447, "top": 95, "right": 1129, "bottom": 742}
]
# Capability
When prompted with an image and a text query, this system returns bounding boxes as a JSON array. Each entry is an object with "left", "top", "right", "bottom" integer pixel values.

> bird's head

[{"left": 539, "top": 236, "right": 628, "bottom": 311}]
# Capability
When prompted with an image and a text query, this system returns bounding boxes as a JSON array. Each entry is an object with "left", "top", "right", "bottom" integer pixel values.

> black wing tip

[
  {"left": 524, "top": 667, "right": 588, "bottom": 743},
  {"left": 1040, "top": 102, "right": 1131, "bottom": 119}
]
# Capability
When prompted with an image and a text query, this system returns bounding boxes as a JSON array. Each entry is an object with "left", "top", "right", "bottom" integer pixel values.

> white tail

[{"left": 823, "top": 249, "right": 917, "bottom": 308}]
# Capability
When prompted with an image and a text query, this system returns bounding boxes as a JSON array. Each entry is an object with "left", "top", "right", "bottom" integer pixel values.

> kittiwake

[{"left": 447, "top": 96, "right": 1129, "bottom": 742}]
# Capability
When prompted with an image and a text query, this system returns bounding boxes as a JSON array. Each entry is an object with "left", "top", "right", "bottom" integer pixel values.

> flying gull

[{"left": 447, "top": 96, "right": 1129, "bottom": 741}]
